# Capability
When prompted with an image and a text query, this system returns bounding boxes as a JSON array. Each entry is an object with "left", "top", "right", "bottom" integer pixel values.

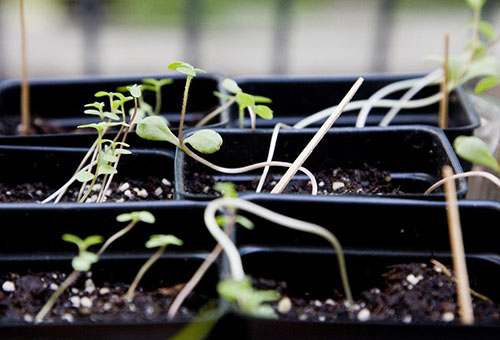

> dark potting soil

[
  {"left": 0, "top": 176, "right": 175, "bottom": 203},
  {"left": 0, "top": 271, "right": 212, "bottom": 323},
  {"left": 255, "top": 262, "right": 499, "bottom": 324},
  {"left": 188, "top": 165, "right": 403, "bottom": 196},
  {"left": 0, "top": 116, "right": 84, "bottom": 135}
]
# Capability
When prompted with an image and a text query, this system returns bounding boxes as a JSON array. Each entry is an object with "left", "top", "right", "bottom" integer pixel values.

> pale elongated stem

[
  {"left": 178, "top": 76, "right": 193, "bottom": 144},
  {"left": 248, "top": 106, "right": 256, "bottom": 131},
  {"left": 167, "top": 217, "right": 235, "bottom": 319},
  {"left": 35, "top": 270, "right": 80, "bottom": 323},
  {"left": 356, "top": 70, "right": 443, "bottom": 128},
  {"left": 294, "top": 94, "right": 443, "bottom": 129},
  {"left": 195, "top": 96, "right": 237, "bottom": 127},
  {"left": 272, "top": 78, "right": 363, "bottom": 194},
  {"left": 97, "top": 220, "right": 138, "bottom": 257},
  {"left": 125, "top": 246, "right": 165, "bottom": 302},
  {"left": 204, "top": 197, "right": 353, "bottom": 305},
  {"left": 379, "top": 69, "right": 444, "bottom": 127},
  {"left": 182, "top": 146, "right": 318, "bottom": 195},
  {"left": 256, "top": 123, "right": 292, "bottom": 193},
  {"left": 424, "top": 171, "right": 500, "bottom": 195}
]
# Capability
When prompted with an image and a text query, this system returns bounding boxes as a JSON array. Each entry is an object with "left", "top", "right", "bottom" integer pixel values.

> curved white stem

[
  {"left": 248, "top": 106, "right": 257, "bottom": 131},
  {"left": 425, "top": 171, "right": 500, "bottom": 195},
  {"left": 204, "top": 197, "right": 353, "bottom": 304},
  {"left": 182, "top": 147, "right": 318, "bottom": 195},
  {"left": 256, "top": 123, "right": 292, "bottom": 193},
  {"left": 379, "top": 69, "right": 444, "bottom": 127},
  {"left": 195, "top": 96, "right": 237, "bottom": 127},
  {"left": 294, "top": 94, "right": 443, "bottom": 129}
]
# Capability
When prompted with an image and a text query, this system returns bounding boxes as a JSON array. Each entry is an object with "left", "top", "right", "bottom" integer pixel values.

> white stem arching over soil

[
  {"left": 424, "top": 171, "right": 500, "bottom": 195},
  {"left": 293, "top": 70, "right": 444, "bottom": 129},
  {"left": 204, "top": 197, "right": 353, "bottom": 305}
]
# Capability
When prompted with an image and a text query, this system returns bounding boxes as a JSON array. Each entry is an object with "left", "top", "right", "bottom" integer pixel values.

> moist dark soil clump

[
  {"left": 0, "top": 176, "right": 175, "bottom": 203},
  {"left": 254, "top": 262, "right": 499, "bottom": 324},
  {"left": 0, "top": 271, "right": 211, "bottom": 323},
  {"left": 188, "top": 165, "right": 403, "bottom": 196}
]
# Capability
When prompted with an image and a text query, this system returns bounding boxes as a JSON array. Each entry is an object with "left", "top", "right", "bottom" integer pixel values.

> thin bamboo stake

[
  {"left": 442, "top": 165, "right": 474, "bottom": 325},
  {"left": 271, "top": 77, "right": 364, "bottom": 194},
  {"left": 19, "top": 0, "right": 30, "bottom": 135},
  {"left": 439, "top": 34, "right": 449, "bottom": 129}
]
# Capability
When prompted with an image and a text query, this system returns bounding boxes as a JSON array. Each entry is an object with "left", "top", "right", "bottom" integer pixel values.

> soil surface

[
  {"left": 188, "top": 164, "right": 403, "bottom": 196},
  {"left": 0, "top": 176, "right": 175, "bottom": 203},
  {"left": 0, "top": 117, "right": 83, "bottom": 135},
  {"left": 0, "top": 271, "right": 212, "bottom": 323},
  {"left": 254, "top": 262, "right": 499, "bottom": 324}
]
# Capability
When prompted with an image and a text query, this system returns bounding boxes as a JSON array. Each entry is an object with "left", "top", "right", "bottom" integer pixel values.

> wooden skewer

[
  {"left": 439, "top": 34, "right": 449, "bottom": 129},
  {"left": 442, "top": 165, "right": 474, "bottom": 325},
  {"left": 270, "top": 77, "right": 364, "bottom": 194},
  {"left": 19, "top": 0, "right": 31, "bottom": 135}
]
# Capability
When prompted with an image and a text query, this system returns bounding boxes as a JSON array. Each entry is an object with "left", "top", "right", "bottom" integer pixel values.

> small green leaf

[
  {"left": 116, "top": 213, "right": 133, "bottom": 222},
  {"left": 176, "top": 67, "right": 196, "bottom": 77},
  {"left": 84, "top": 109, "right": 101, "bottom": 116},
  {"left": 168, "top": 61, "right": 185, "bottom": 70},
  {"left": 97, "top": 164, "right": 117, "bottom": 176},
  {"left": 82, "top": 235, "right": 104, "bottom": 249},
  {"left": 253, "top": 95, "right": 272, "bottom": 104},
  {"left": 222, "top": 78, "right": 242, "bottom": 94},
  {"left": 79, "top": 251, "right": 99, "bottom": 263},
  {"left": 463, "top": 56, "right": 500, "bottom": 83},
  {"left": 128, "top": 84, "right": 142, "bottom": 98},
  {"left": 466, "top": 0, "right": 485, "bottom": 10},
  {"left": 62, "top": 234, "right": 83, "bottom": 247},
  {"left": 103, "top": 111, "right": 120, "bottom": 121},
  {"left": 168, "top": 61, "right": 205, "bottom": 77},
  {"left": 184, "top": 129, "right": 223, "bottom": 154},
  {"left": 254, "top": 105, "right": 273, "bottom": 120},
  {"left": 75, "top": 170, "right": 94, "bottom": 183},
  {"left": 136, "top": 116, "right": 179, "bottom": 145},
  {"left": 145, "top": 234, "right": 183, "bottom": 248},
  {"left": 102, "top": 152, "right": 119, "bottom": 163},
  {"left": 454, "top": 136, "right": 499, "bottom": 172},
  {"left": 193, "top": 68, "right": 206, "bottom": 74},
  {"left": 158, "top": 78, "right": 174, "bottom": 87},
  {"left": 72, "top": 256, "right": 92, "bottom": 272},
  {"left": 236, "top": 92, "right": 255, "bottom": 110},
  {"left": 85, "top": 102, "right": 105, "bottom": 110},
  {"left": 95, "top": 91, "right": 112, "bottom": 98},
  {"left": 214, "top": 182, "right": 238, "bottom": 198},
  {"left": 475, "top": 75, "right": 500, "bottom": 93},
  {"left": 115, "top": 149, "right": 132, "bottom": 155},
  {"left": 137, "top": 211, "right": 156, "bottom": 224},
  {"left": 235, "top": 215, "right": 254, "bottom": 230}
]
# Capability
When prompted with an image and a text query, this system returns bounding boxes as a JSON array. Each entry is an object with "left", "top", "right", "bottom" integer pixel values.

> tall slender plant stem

[
  {"left": 19, "top": 0, "right": 30, "bottom": 135},
  {"left": 442, "top": 166, "right": 474, "bottom": 325},
  {"left": 125, "top": 246, "right": 165, "bottom": 302},
  {"left": 204, "top": 197, "right": 353, "bottom": 305},
  {"left": 195, "top": 96, "right": 237, "bottom": 127},
  {"left": 439, "top": 34, "right": 450, "bottom": 129},
  {"left": 35, "top": 271, "right": 80, "bottom": 323},
  {"left": 97, "top": 220, "right": 138, "bottom": 257},
  {"left": 178, "top": 76, "right": 193, "bottom": 144}
]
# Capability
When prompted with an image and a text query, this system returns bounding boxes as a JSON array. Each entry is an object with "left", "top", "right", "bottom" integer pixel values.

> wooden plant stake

[
  {"left": 270, "top": 77, "right": 364, "bottom": 194},
  {"left": 19, "top": 0, "right": 31, "bottom": 135},
  {"left": 442, "top": 165, "right": 474, "bottom": 325},
  {"left": 439, "top": 34, "right": 449, "bottom": 129}
]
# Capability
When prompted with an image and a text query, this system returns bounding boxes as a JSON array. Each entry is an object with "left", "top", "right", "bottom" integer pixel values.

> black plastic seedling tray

[
  {"left": 0, "top": 73, "right": 225, "bottom": 137},
  {"left": 228, "top": 248, "right": 499, "bottom": 340},
  {"left": 229, "top": 74, "right": 480, "bottom": 143},
  {"left": 0, "top": 145, "right": 176, "bottom": 205},
  {"left": 176, "top": 126, "right": 467, "bottom": 200}
]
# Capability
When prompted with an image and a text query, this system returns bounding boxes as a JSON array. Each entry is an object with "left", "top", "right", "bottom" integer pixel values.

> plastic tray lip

[
  {"left": 176, "top": 125, "right": 468, "bottom": 200},
  {"left": 231, "top": 73, "right": 480, "bottom": 133}
]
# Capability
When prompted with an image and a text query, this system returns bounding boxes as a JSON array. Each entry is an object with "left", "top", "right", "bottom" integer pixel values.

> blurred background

[{"left": 0, "top": 0, "right": 499, "bottom": 78}]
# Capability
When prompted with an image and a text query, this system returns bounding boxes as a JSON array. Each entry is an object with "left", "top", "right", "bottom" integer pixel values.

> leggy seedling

[
  {"left": 125, "top": 234, "right": 183, "bottom": 302},
  {"left": 35, "top": 234, "right": 103, "bottom": 323},
  {"left": 204, "top": 197, "right": 353, "bottom": 317},
  {"left": 141, "top": 78, "right": 174, "bottom": 116}
]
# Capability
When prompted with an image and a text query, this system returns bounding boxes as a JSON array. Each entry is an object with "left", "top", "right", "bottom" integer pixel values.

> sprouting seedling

[
  {"left": 42, "top": 85, "right": 140, "bottom": 204},
  {"left": 168, "top": 61, "right": 206, "bottom": 144},
  {"left": 167, "top": 182, "right": 253, "bottom": 319},
  {"left": 142, "top": 78, "right": 173, "bottom": 116},
  {"left": 213, "top": 78, "right": 273, "bottom": 130},
  {"left": 204, "top": 197, "right": 354, "bottom": 317},
  {"left": 217, "top": 277, "right": 280, "bottom": 318},
  {"left": 35, "top": 234, "right": 103, "bottom": 323},
  {"left": 125, "top": 234, "right": 183, "bottom": 302}
]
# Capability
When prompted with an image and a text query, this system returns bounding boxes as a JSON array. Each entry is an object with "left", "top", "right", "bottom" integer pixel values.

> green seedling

[
  {"left": 218, "top": 277, "right": 280, "bottom": 318},
  {"left": 125, "top": 234, "right": 183, "bottom": 302},
  {"left": 204, "top": 197, "right": 354, "bottom": 318},
  {"left": 214, "top": 78, "right": 273, "bottom": 130},
  {"left": 168, "top": 61, "right": 206, "bottom": 144},
  {"left": 35, "top": 234, "right": 103, "bottom": 323},
  {"left": 141, "top": 78, "right": 173, "bottom": 116},
  {"left": 43, "top": 85, "right": 142, "bottom": 204}
]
